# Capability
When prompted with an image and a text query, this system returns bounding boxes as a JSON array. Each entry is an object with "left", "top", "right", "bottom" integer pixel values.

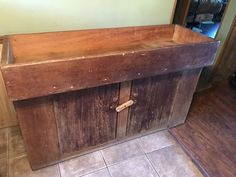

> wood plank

[
  {"left": 1, "top": 41, "right": 218, "bottom": 101},
  {"left": 54, "top": 84, "right": 119, "bottom": 155},
  {"left": 127, "top": 72, "right": 181, "bottom": 135},
  {"left": 116, "top": 81, "right": 132, "bottom": 138},
  {"left": 168, "top": 68, "right": 202, "bottom": 127},
  {"left": 14, "top": 97, "right": 60, "bottom": 169},
  {"left": 170, "top": 81, "right": 236, "bottom": 177},
  {"left": 0, "top": 41, "right": 17, "bottom": 128}
]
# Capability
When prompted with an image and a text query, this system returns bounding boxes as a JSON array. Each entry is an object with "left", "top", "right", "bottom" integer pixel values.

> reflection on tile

[
  {"left": 108, "top": 155, "right": 158, "bottom": 177},
  {"left": 147, "top": 145, "right": 203, "bottom": 177},
  {"left": 0, "top": 128, "right": 8, "bottom": 159},
  {"left": 9, "top": 155, "right": 60, "bottom": 177},
  {"left": 60, "top": 151, "right": 106, "bottom": 177},
  {"left": 101, "top": 139, "right": 144, "bottom": 165},
  {"left": 0, "top": 158, "right": 7, "bottom": 177},
  {"left": 138, "top": 130, "right": 175, "bottom": 153},
  {"left": 8, "top": 126, "right": 26, "bottom": 158},
  {"left": 81, "top": 168, "right": 110, "bottom": 177}
]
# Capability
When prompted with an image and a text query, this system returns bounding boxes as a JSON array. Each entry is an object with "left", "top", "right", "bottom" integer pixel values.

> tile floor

[{"left": 0, "top": 126, "right": 203, "bottom": 177}]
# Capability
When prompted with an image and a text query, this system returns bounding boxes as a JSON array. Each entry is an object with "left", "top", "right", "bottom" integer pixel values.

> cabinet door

[
  {"left": 127, "top": 73, "right": 181, "bottom": 135},
  {"left": 54, "top": 84, "right": 119, "bottom": 155}
]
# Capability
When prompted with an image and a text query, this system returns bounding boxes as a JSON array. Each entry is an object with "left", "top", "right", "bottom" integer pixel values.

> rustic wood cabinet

[{"left": 0, "top": 25, "right": 219, "bottom": 169}]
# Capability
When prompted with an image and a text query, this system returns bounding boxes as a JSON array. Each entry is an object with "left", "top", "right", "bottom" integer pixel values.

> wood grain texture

[
  {"left": 1, "top": 25, "right": 219, "bottom": 101},
  {"left": 116, "top": 81, "right": 132, "bottom": 138},
  {"left": 14, "top": 97, "right": 60, "bottom": 169},
  {"left": 168, "top": 68, "right": 202, "bottom": 127},
  {"left": 127, "top": 72, "right": 181, "bottom": 135},
  {"left": 0, "top": 42, "right": 17, "bottom": 128},
  {"left": 170, "top": 81, "right": 236, "bottom": 177},
  {"left": 54, "top": 84, "right": 119, "bottom": 155},
  {"left": 2, "top": 42, "right": 218, "bottom": 101}
]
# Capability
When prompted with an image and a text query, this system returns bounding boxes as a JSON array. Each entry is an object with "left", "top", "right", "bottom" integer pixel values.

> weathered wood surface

[
  {"left": 1, "top": 25, "right": 219, "bottom": 101},
  {"left": 54, "top": 84, "right": 119, "bottom": 155},
  {"left": 127, "top": 72, "right": 181, "bottom": 135},
  {"left": 168, "top": 68, "right": 202, "bottom": 127},
  {"left": 14, "top": 97, "right": 60, "bottom": 169},
  {"left": 116, "top": 81, "right": 132, "bottom": 138}
]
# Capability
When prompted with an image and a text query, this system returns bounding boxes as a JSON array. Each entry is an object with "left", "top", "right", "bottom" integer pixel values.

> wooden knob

[{"left": 115, "top": 100, "right": 134, "bottom": 113}]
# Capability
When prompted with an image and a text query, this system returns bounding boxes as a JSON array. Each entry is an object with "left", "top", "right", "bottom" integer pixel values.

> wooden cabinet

[{"left": 0, "top": 25, "right": 219, "bottom": 169}]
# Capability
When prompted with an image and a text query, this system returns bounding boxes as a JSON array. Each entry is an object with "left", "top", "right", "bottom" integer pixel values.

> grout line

[
  {"left": 57, "top": 164, "right": 62, "bottom": 177},
  {"left": 100, "top": 151, "right": 112, "bottom": 177},
  {"left": 168, "top": 129, "right": 210, "bottom": 177},
  {"left": 145, "top": 153, "right": 161, "bottom": 177}
]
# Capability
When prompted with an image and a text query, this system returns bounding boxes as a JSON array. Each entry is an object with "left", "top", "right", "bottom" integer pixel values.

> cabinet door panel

[
  {"left": 127, "top": 73, "right": 181, "bottom": 135},
  {"left": 54, "top": 84, "right": 119, "bottom": 155}
]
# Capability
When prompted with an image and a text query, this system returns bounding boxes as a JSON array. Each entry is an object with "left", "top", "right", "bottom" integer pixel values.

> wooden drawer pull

[{"left": 116, "top": 100, "right": 134, "bottom": 113}]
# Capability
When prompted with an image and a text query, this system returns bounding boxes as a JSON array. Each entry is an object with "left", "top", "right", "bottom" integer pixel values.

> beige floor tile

[
  {"left": 8, "top": 126, "right": 26, "bottom": 158},
  {"left": 147, "top": 145, "right": 203, "bottom": 177},
  {"left": 0, "top": 158, "right": 7, "bottom": 177},
  {"left": 81, "top": 168, "right": 110, "bottom": 177},
  {"left": 59, "top": 151, "right": 106, "bottom": 177},
  {"left": 101, "top": 139, "right": 144, "bottom": 165},
  {"left": 108, "top": 155, "right": 158, "bottom": 177},
  {"left": 0, "top": 128, "right": 8, "bottom": 159},
  {"left": 138, "top": 130, "right": 175, "bottom": 153},
  {"left": 9, "top": 155, "right": 60, "bottom": 177}
]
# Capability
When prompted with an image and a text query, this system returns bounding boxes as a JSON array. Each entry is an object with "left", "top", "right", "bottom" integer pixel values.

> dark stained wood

[
  {"left": 14, "top": 97, "right": 60, "bottom": 169},
  {"left": 127, "top": 72, "right": 181, "bottom": 135},
  {"left": 54, "top": 84, "right": 119, "bottom": 155},
  {"left": 170, "top": 81, "right": 236, "bottom": 177},
  {"left": 168, "top": 68, "right": 202, "bottom": 127},
  {"left": 116, "top": 81, "right": 132, "bottom": 138},
  {"left": 1, "top": 25, "right": 219, "bottom": 101}
]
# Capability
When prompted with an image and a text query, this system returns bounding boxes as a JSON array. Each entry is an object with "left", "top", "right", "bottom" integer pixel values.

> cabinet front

[
  {"left": 127, "top": 73, "right": 182, "bottom": 135},
  {"left": 54, "top": 84, "right": 119, "bottom": 155}
]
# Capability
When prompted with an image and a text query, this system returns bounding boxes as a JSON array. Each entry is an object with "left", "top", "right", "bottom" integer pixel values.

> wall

[{"left": 0, "top": 0, "right": 176, "bottom": 35}]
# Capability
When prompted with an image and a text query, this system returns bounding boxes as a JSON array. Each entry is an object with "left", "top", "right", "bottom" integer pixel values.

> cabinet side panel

[
  {"left": 168, "top": 68, "right": 202, "bottom": 127},
  {"left": 14, "top": 97, "right": 60, "bottom": 169},
  {"left": 127, "top": 72, "right": 182, "bottom": 135},
  {"left": 54, "top": 84, "right": 119, "bottom": 155}
]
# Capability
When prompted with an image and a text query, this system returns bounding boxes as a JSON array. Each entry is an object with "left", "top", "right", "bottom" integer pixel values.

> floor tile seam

[
  {"left": 145, "top": 152, "right": 161, "bottom": 177},
  {"left": 100, "top": 150, "right": 112, "bottom": 177}
]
